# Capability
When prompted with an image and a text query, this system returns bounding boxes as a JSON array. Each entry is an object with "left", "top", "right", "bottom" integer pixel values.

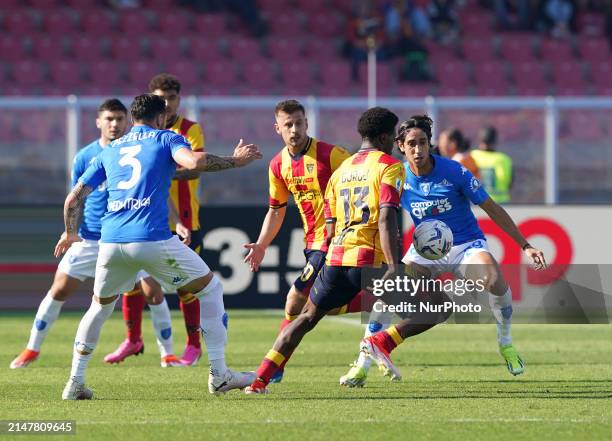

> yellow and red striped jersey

[
  {"left": 168, "top": 115, "right": 205, "bottom": 231},
  {"left": 268, "top": 137, "right": 351, "bottom": 251},
  {"left": 324, "top": 149, "right": 405, "bottom": 267}
]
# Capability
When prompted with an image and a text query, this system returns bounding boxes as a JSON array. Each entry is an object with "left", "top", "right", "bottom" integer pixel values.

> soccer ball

[{"left": 413, "top": 219, "right": 453, "bottom": 260}]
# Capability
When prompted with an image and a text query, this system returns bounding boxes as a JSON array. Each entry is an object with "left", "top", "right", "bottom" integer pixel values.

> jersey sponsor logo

[
  {"left": 296, "top": 189, "right": 322, "bottom": 202},
  {"left": 107, "top": 196, "right": 151, "bottom": 212},
  {"left": 341, "top": 170, "right": 369, "bottom": 183},
  {"left": 419, "top": 182, "right": 432, "bottom": 195},
  {"left": 410, "top": 198, "right": 453, "bottom": 219},
  {"left": 288, "top": 176, "right": 314, "bottom": 185}
]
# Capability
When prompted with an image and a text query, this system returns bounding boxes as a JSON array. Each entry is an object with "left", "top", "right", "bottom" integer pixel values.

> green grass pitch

[{"left": 1, "top": 310, "right": 611, "bottom": 441}]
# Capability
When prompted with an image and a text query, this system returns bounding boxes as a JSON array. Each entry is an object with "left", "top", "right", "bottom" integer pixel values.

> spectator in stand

[
  {"left": 437, "top": 128, "right": 481, "bottom": 178},
  {"left": 536, "top": 0, "right": 577, "bottom": 37},
  {"left": 427, "top": 0, "right": 460, "bottom": 44},
  {"left": 182, "top": 0, "right": 266, "bottom": 36},
  {"left": 605, "top": 3, "right": 612, "bottom": 49},
  {"left": 493, "top": 0, "right": 534, "bottom": 30},
  {"left": 471, "top": 126, "right": 514, "bottom": 204}
]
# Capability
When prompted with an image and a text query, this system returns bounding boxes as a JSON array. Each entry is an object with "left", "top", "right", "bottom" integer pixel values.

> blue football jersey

[
  {"left": 79, "top": 125, "right": 191, "bottom": 243},
  {"left": 401, "top": 154, "right": 489, "bottom": 245},
  {"left": 71, "top": 139, "right": 108, "bottom": 241}
]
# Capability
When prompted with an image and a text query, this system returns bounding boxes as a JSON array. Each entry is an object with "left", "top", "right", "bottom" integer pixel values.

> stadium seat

[
  {"left": 460, "top": 11, "right": 495, "bottom": 37},
  {"left": 473, "top": 62, "right": 509, "bottom": 94},
  {"left": 119, "top": 10, "right": 154, "bottom": 36},
  {"left": 194, "top": 14, "right": 227, "bottom": 38},
  {"left": 512, "top": 61, "right": 549, "bottom": 94},
  {"left": 279, "top": 61, "right": 316, "bottom": 90},
  {"left": 110, "top": 37, "right": 146, "bottom": 61},
  {"left": 551, "top": 61, "right": 586, "bottom": 92},
  {"left": 157, "top": 11, "right": 192, "bottom": 37},
  {"left": 166, "top": 60, "right": 201, "bottom": 90},
  {"left": 87, "top": 61, "right": 124, "bottom": 88},
  {"left": 71, "top": 36, "right": 106, "bottom": 62},
  {"left": 539, "top": 38, "right": 575, "bottom": 63},
  {"left": 0, "top": 37, "right": 28, "bottom": 62},
  {"left": 187, "top": 37, "right": 224, "bottom": 62},
  {"left": 431, "top": 60, "right": 471, "bottom": 89},
  {"left": 395, "top": 82, "right": 435, "bottom": 98},
  {"left": 267, "top": 38, "right": 304, "bottom": 62},
  {"left": 241, "top": 62, "right": 279, "bottom": 89},
  {"left": 226, "top": 38, "right": 264, "bottom": 62},
  {"left": 463, "top": 38, "right": 495, "bottom": 64},
  {"left": 11, "top": 61, "right": 46, "bottom": 87},
  {"left": 3, "top": 10, "right": 39, "bottom": 35},
  {"left": 591, "top": 62, "right": 612, "bottom": 90},
  {"left": 143, "top": 0, "right": 175, "bottom": 9},
  {"left": 357, "top": 63, "right": 395, "bottom": 89},
  {"left": 500, "top": 34, "right": 536, "bottom": 63},
  {"left": 266, "top": 12, "right": 308, "bottom": 37},
  {"left": 145, "top": 36, "right": 185, "bottom": 63},
  {"left": 49, "top": 61, "right": 83, "bottom": 88},
  {"left": 319, "top": 61, "right": 353, "bottom": 88},
  {"left": 303, "top": 38, "right": 341, "bottom": 62},
  {"left": 204, "top": 61, "right": 239, "bottom": 89},
  {"left": 127, "top": 61, "right": 163, "bottom": 89},
  {"left": 43, "top": 10, "right": 79, "bottom": 34},
  {"left": 29, "top": 0, "right": 58, "bottom": 8},
  {"left": 65, "top": 0, "right": 98, "bottom": 8},
  {"left": 81, "top": 9, "right": 116, "bottom": 35},
  {"left": 318, "top": 83, "right": 354, "bottom": 96},
  {"left": 30, "top": 35, "right": 69, "bottom": 61},
  {"left": 308, "top": 12, "right": 344, "bottom": 38},
  {"left": 579, "top": 37, "right": 610, "bottom": 62},
  {"left": 295, "top": 0, "right": 329, "bottom": 14}
]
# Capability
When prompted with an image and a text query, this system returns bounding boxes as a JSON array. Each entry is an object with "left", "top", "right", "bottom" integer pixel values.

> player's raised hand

[
  {"left": 243, "top": 242, "right": 266, "bottom": 272},
  {"left": 524, "top": 246, "right": 547, "bottom": 270},
  {"left": 232, "top": 139, "right": 263, "bottom": 167},
  {"left": 175, "top": 222, "right": 192, "bottom": 246},
  {"left": 54, "top": 232, "right": 81, "bottom": 258}
]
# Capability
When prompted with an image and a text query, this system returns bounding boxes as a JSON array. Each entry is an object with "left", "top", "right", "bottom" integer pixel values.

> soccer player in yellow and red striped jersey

[
  {"left": 245, "top": 107, "right": 408, "bottom": 394},
  {"left": 108, "top": 74, "right": 206, "bottom": 367},
  {"left": 244, "top": 100, "right": 377, "bottom": 383}
]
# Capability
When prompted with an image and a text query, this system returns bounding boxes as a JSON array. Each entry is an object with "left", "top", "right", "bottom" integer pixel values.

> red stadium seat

[
  {"left": 500, "top": 34, "right": 536, "bottom": 63},
  {"left": 551, "top": 61, "right": 585, "bottom": 91},
  {"left": 65, "top": 0, "right": 98, "bottom": 8},
  {"left": 194, "top": 14, "right": 227, "bottom": 38},
  {"left": 30, "top": 36, "right": 69, "bottom": 61},
  {"left": 143, "top": 0, "right": 175, "bottom": 9},
  {"left": 395, "top": 83, "right": 435, "bottom": 98},
  {"left": 241, "top": 62, "right": 278, "bottom": 88},
  {"left": 43, "top": 10, "right": 79, "bottom": 34},
  {"left": 158, "top": 11, "right": 192, "bottom": 37},
  {"left": 317, "top": 83, "right": 354, "bottom": 96},
  {"left": 436, "top": 85, "right": 471, "bottom": 96},
  {"left": 81, "top": 10, "right": 116, "bottom": 35},
  {"left": 49, "top": 61, "right": 84, "bottom": 88},
  {"left": 110, "top": 37, "right": 146, "bottom": 61},
  {"left": 319, "top": 61, "right": 353, "bottom": 88},
  {"left": 540, "top": 38, "right": 575, "bottom": 63},
  {"left": 145, "top": 36, "right": 184, "bottom": 63},
  {"left": 512, "top": 61, "right": 548, "bottom": 91},
  {"left": 463, "top": 38, "right": 495, "bottom": 64},
  {"left": 166, "top": 60, "right": 202, "bottom": 89},
  {"left": 357, "top": 63, "right": 395, "bottom": 88},
  {"left": 29, "top": 0, "right": 58, "bottom": 8},
  {"left": 279, "top": 61, "right": 316, "bottom": 87},
  {"left": 267, "top": 12, "right": 307, "bottom": 37},
  {"left": 39, "top": 85, "right": 70, "bottom": 96},
  {"left": 11, "top": 61, "right": 46, "bottom": 87},
  {"left": 186, "top": 37, "right": 224, "bottom": 62},
  {"left": 303, "top": 38, "right": 340, "bottom": 62},
  {"left": 227, "top": 37, "right": 263, "bottom": 62},
  {"left": 127, "top": 61, "right": 163, "bottom": 89},
  {"left": 579, "top": 38, "right": 610, "bottom": 62},
  {"left": 474, "top": 62, "right": 509, "bottom": 92},
  {"left": 119, "top": 10, "right": 154, "bottom": 36},
  {"left": 204, "top": 61, "right": 239, "bottom": 88},
  {"left": 87, "top": 61, "right": 123, "bottom": 88},
  {"left": 591, "top": 62, "right": 612, "bottom": 89},
  {"left": 431, "top": 60, "right": 470, "bottom": 88},
  {"left": 267, "top": 38, "right": 304, "bottom": 62},
  {"left": 295, "top": 0, "right": 329, "bottom": 14},
  {"left": 308, "top": 12, "right": 344, "bottom": 38},
  {"left": 71, "top": 36, "right": 106, "bottom": 62},
  {"left": 3, "top": 11, "right": 39, "bottom": 35},
  {"left": 460, "top": 11, "right": 495, "bottom": 37},
  {"left": 0, "top": 37, "right": 28, "bottom": 62}
]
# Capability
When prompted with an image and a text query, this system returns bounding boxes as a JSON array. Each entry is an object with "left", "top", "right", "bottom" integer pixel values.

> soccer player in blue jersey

[
  {"left": 56, "top": 94, "right": 262, "bottom": 400},
  {"left": 340, "top": 115, "right": 547, "bottom": 387},
  {"left": 9, "top": 99, "right": 183, "bottom": 370}
]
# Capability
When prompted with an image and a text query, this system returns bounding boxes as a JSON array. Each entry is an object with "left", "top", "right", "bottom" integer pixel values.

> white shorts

[
  {"left": 58, "top": 239, "right": 149, "bottom": 283},
  {"left": 402, "top": 238, "right": 490, "bottom": 278},
  {"left": 94, "top": 235, "right": 210, "bottom": 298}
]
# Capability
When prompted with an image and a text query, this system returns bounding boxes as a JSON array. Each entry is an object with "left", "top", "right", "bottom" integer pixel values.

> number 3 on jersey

[
  {"left": 117, "top": 145, "right": 142, "bottom": 190},
  {"left": 340, "top": 186, "right": 370, "bottom": 227}
]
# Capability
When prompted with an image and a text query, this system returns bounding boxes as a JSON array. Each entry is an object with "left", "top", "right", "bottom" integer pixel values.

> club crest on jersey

[
  {"left": 420, "top": 182, "right": 432, "bottom": 195},
  {"left": 470, "top": 177, "right": 481, "bottom": 192},
  {"left": 306, "top": 164, "right": 314, "bottom": 174}
]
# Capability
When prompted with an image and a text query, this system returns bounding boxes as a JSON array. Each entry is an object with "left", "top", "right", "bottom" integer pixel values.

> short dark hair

[
  {"left": 357, "top": 107, "right": 399, "bottom": 140},
  {"left": 148, "top": 73, "right": 181, "bottom": 94},
  {"left": 98, "top": 98, "right": 127, "bottom": 115},
  {"left": 444, "top": 127, "right": 470, "bottom": 153},
  {"left": 130, "top": 94, "right": 166, "bottom": 122},
  {"left": 274, "top": 99, "right": 305, "bottom": 116},
  {"left": 479, "top": 126, "right": 497, "bottom": 146},
  {"left": 396, "top": 115, "right": 433, "bottom": 144}
]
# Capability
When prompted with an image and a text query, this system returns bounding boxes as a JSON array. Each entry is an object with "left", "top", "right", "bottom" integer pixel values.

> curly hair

[
  {"left": 396, "top": 115, "right": 434, "bottom": 144},
  {"left": 130, "top": 94, "right": 166, "bottom": 122},
  {"left": 148, "top": 73, "right": 181, "bottom": 94},
  {"left": 357, "top": 107, "right": 399, "bottom": 140}
]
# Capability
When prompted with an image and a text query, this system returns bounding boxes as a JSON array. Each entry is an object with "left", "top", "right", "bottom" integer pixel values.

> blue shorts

[
  {"left": 293, "top": 249, "right": 326, "bottom": 295},
  {"left": 309, "top": 265, "right": 363, "bottom": 311}
]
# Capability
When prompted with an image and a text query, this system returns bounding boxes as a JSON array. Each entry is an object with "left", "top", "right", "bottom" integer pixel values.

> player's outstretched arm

[
  {"left": 174, "top": 139, "right": 262, "bottom": 172},
  {"left": 54, "top": 182, "right": 93, "bottom": 257},
  {"left": 243, "top": 206, "right": 286, "bottom": 272},
  {"left": 479, "top": 197, "right": 547, "bottom": 269}
]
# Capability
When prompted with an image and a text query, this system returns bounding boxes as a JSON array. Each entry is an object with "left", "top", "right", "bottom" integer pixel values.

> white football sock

[
  {"left": 489, "top": 288, "right": 513, "bottom": 347},
  {"left": 358, "top": 301, "right": 392, "bottom": 369},
  {"left": 195, "top": 275, "right": 228, "bottom": 376},
  {"left": 70, "top": 297, "right": 117, "bottom": 384},
  {"left": 149, "top": 299, "right": 173, "bottom": 357},
  {"left": 26, "top": 292, "right": 65, "bottom": 352}
]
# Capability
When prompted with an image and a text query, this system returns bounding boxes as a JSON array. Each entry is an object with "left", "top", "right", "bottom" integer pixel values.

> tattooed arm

[
  {"left": 173, "top": 139, "right": 263, "bottom": 172},
  {"left": 54, "top": 182, "right": 93, "bottom": 257}
]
